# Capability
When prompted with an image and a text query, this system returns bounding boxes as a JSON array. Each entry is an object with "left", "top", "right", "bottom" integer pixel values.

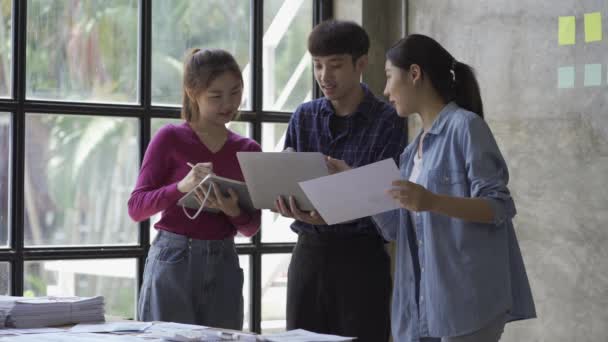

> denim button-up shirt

[{"left": 373, "top": 102, "right": 536, "bottom": 341}]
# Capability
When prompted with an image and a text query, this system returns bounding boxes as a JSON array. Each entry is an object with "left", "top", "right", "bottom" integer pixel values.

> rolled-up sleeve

[{"left": 462, "top": 116, "right": 516, "bottom": 226}]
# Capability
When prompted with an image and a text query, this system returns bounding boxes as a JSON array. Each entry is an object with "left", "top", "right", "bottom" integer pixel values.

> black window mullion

[
  {"left": 23, "top": 247, "right": 146, "bottom": 261},
  {"left": 250, "top": 0, "right": 264, "bottom": 333},
  {"left": 20, "top": 101, "right": 146, "bottom": 117},
  {"left": 312, "top": 0, "right": 333, "bottom": 99},
  {"left": 138, "top": 0, "right": 152, "bottom": 296},
  {"left": 10, "top": 0, "right": 27, "bottom": 296}
]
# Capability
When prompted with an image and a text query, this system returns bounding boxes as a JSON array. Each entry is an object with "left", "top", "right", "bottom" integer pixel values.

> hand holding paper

[
  {"left": 325, "top": 156, "right": 352, "bottom": 174},
  {"left": 388, "top": 180, "right": 436, "bottom": 212},
  {"left": 299, "top": 159, "right": 402, "bottom": 225}
]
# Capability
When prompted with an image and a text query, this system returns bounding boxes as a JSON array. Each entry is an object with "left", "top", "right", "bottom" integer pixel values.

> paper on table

[
  {"left": 69, "top": 322, "right": 153, "bottom": 333},
  {"left": 0, "top": 332, "right": 142, "bottom": 342},
  {"left": 145, "top": 321, "right": 209, "bottom": 332},
  {"left": 260, "top": 329, "right": 355, "bottom": 341},
  {"left": 0, "top": 328, "right": 66, "bottom": 336},
  {"left": 299, "top": 158, "right": 401, "bottom": 225}
]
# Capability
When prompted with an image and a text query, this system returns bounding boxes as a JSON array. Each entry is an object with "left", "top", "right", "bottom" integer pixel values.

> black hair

[
  {"left": 386, "top": 34, "right": 484, "bottom": 118},
  {"left": 308, "top": 20, "right": 370, "bottom": 63}
]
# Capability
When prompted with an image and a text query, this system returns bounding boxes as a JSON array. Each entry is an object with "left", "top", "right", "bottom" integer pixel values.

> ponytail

[{"left": 453, "top": 61, "right": 484, "bottom": 118}]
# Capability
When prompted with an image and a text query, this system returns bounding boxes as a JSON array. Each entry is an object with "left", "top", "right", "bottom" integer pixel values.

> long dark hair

[
  {"left": 181, "top": 48, "right": 243, "bottom": 122},
  {"left": 386, "top": 34, "right": 484, "bottom": 118}
]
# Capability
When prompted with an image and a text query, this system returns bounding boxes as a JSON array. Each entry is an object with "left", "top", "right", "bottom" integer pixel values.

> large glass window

[
  {"left": 0, "top": 112, "right": 9, "bottom": 247},
  {"left": 1, "top": 0, "right": 330, "bottom": 332},
  {"left": 0, "top": 0, "right": 12, "bottom": 98},
  {"left": 263, "top": 0, "right": 313, "bottom": 112},
  {"left": 25, "top": 259, "right": 137, "bottom": 318},
  {"left": 261, "top": 253, "right": 291, "bottom": 333},
  {"left": 24, "top": 114, "right": 139, "bottom": 246},
  {"left": 26, "top": 1, "right": 139, "bottom": 103},
  {"left": 151, "top": 0, "right": 251, "bottom": 108}
]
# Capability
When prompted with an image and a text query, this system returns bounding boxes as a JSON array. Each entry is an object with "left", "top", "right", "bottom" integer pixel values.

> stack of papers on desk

[{"left": 0, "top": 296, "right": 105, "bottom": 328}]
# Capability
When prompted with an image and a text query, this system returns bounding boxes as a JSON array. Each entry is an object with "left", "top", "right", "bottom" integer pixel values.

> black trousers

[{"left": 286, "top": 233, "right": 392, "bottom": 342}]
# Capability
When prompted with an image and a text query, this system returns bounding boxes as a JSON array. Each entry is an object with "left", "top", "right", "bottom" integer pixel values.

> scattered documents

[
  {"left": 141, "top": 322, "right": 256, "bottom": 341},
  {"left": 0, "top": 328, "right": 66, "bottom": 336},
  {"left": 259, "top": 329, "right": 355, "bottom": 341},
  {"left": 156, "top": 329, "right": 256, "bottom": 342},
  {"left": 69, "top": 322, "right": 153, "bottom": 333},
  {"left": 144, "top": 321, "right": 209, "bottom": 333},
  {"left": 299, "top": 158, "right": 401, "bottom": 225},
  {"left": 0, "top": 332, "right": 142, "bottom": 341}
]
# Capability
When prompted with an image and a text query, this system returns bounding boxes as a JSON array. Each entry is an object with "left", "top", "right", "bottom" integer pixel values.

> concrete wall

[
  {"left": 334, "top": 0, "right": 405, "bottom": 98},
  {"left": 409, "top": 0, "right": 608, "bottom": 341},
  {"left": 337, "top": 0, "right": 608, "bottom": 341}
]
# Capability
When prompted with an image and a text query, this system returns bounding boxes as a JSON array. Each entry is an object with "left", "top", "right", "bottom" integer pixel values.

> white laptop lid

[{"left": 236, "top": 152, "right": 329, "bottom": 211}]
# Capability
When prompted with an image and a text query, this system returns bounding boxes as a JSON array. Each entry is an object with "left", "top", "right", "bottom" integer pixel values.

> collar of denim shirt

[
  {"left": 426, "top": 101, "right": 459, "bottom": 135},
  {"left": 318, "top": 83, "right": 377, "bottom": 122},
  {"left": 399, "top": 101, "right": 460, "bottom": 165}
]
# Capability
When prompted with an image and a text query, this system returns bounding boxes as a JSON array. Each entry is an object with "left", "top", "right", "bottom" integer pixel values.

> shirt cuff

[{"left": 487, "top": 197, "right": 515, "bottom": 226}]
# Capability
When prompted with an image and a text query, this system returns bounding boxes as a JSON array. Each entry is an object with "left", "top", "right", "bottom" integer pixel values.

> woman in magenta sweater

[{"left": 128, "top": 49, "right": 261, "bottom": 329}]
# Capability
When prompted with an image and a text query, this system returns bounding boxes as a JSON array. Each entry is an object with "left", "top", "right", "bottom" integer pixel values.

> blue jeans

[{"left": 138, "top": 230, "right": 244, "bottom": 330}]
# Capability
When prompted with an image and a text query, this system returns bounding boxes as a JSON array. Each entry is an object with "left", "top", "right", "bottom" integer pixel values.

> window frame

[{"left": 0, "top": 0, "right": 333, "bottom": 333}]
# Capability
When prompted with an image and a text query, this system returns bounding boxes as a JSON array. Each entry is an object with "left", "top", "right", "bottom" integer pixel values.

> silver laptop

[{"left": 236, "top": 152, "right": 329, "bottom": 211}]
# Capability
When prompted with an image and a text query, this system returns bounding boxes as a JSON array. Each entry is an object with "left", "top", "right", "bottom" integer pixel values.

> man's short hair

[{"left": 308, "top": 20, "right": 370, "bottom": 62}]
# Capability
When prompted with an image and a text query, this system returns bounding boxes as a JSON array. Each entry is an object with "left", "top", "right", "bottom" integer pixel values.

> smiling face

[
  {"left": 191, "top": 71, "right": 243, "bottom": 126},
  {"left": 383, "top": 59, "right": 421, "bottom": 117},
  {"left": 312, "top": 54, "right": 366, "bottom": 101}
]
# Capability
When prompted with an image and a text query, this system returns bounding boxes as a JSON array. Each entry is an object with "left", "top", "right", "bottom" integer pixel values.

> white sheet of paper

[
  {"left": 0, "top": 333, "right": 142, "bottom": 342},
  {"left": 299, "top": 158, "right": 401, "bottom": 225},
  {"left": 145, "top": 321, "right": 208, "bottom": 332},
  {"left": 69, "top": 322, "right": 153, "bottom": 333},
  {"left": 260, "top": 329, "right": 355, "bottom": 341},
  {"left": 0, "top": 328, "right": 66, "bottom": 336}
]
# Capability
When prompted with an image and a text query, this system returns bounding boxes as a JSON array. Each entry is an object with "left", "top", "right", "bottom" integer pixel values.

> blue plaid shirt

[{"left": 284, "top": 83, "right": 408, "bottom": 236}]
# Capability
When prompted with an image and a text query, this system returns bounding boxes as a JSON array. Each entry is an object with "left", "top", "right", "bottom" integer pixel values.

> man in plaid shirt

[{"left": 275, "top": 20, "right": 407, "bottom": 342}]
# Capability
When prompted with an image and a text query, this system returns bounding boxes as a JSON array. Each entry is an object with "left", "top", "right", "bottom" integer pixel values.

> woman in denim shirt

[{"left": 330, "top": 34, "right": 536, "bottom": 341}]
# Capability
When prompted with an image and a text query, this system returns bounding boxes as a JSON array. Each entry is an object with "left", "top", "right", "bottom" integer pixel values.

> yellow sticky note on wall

[
  {"left": 558, "top": 16, "right": 576, "bottom": 45},
  {"left": 584, "top": 12, "right": 602, "bottom": 43}
]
